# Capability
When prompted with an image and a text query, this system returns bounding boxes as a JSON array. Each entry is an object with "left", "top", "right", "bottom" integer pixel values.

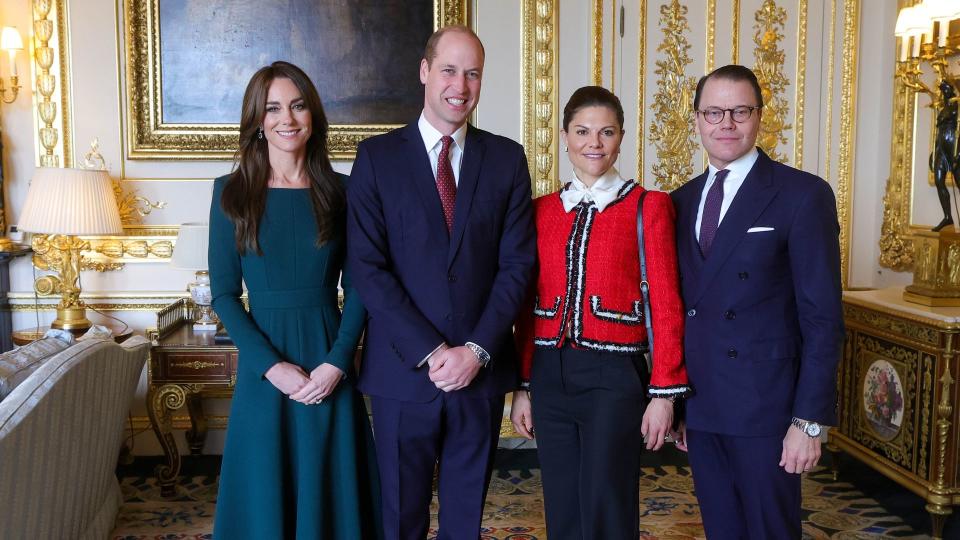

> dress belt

[{"left": 247, "top": 287, "right": 339, "bottom": 310}]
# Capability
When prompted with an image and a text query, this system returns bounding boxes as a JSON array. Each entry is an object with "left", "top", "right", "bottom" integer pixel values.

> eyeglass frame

[{"left": 695, "top": 105, "right": 763, "bottom": 125}]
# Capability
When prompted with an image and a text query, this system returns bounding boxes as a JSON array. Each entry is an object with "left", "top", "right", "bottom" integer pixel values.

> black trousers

[{"left": 530, "top": 344, "right": 649, "bottom": 540}]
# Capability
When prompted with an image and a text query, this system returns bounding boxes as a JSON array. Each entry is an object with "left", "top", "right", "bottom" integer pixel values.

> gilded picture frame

[{"left": 123, "top": 0, "right": 467, "bottom": 160}]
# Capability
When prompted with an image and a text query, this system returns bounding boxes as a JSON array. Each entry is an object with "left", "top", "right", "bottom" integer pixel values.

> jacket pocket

[
  {"left": 589, "top": 295, "right": 644, "bottom": 326},
  {"left": 534, "top": 295, "right": 562, "bottom": 319}
]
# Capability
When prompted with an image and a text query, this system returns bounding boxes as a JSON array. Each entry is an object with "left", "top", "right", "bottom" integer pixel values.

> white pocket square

[{"left": 747, "top": 227, "right": 775, "bottom": 233}]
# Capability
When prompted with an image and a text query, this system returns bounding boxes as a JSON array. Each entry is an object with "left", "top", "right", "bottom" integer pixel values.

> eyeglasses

[{"left": 695, "top": 106, "right": 762, "bottom": 125}]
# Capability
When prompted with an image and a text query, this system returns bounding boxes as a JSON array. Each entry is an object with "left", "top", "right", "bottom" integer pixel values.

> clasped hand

[
  {"left": 428, "top": 344, "right": 481, "bottom": 392},
  {"left": 264, "top": 361, "right": 345, "bottom": 405}
]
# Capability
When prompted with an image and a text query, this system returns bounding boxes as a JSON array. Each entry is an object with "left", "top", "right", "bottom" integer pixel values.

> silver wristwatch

[
  {"left": 791, "top": 417, "right": 822, "bottom": 438},
  {"left": 465, "top": 342, "right": 491, "bottom": 367}
]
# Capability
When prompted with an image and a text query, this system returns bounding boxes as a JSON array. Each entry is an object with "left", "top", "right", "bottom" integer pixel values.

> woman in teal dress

[{"left": 209, "top": 61, "right": 382, "bottom": 539}]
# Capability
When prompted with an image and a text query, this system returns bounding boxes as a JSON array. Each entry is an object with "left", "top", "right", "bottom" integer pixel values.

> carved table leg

[
  {"left": 148, "top": 383, "right": 187, "bottom": 497},
  {"left": 825, "top": 441, "right": 841, "bottom": 481},
  {"left": 926, "top": 502, "right": 952, "bottom": 539},
  {"left": 185, "top": 392, "right": 207, "bottom": 455}
]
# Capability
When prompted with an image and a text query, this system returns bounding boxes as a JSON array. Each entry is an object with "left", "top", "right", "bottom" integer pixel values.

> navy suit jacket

[
  {"left": 347, "top": 122, "right": 536, "bottom": 403},
  {"left": 671, "top": 149, "right": 844, "bottom": 437}
]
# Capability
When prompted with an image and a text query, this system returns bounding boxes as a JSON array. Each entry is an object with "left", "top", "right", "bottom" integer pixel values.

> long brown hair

[{"left": 221, "top": 61, "right": 343, "bottom": 255}]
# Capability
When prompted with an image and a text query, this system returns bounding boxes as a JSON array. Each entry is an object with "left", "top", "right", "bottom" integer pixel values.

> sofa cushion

[{"left": 0, "top": 337, "right": 72, "bottom": 400}]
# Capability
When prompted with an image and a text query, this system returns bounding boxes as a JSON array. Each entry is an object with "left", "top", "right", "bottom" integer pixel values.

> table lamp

[
  {"left": 17, "top": 167, "right": 123, "bottom": 331},
  {"left": 170, "top": 222, "right": 218, "bottom": 331}
]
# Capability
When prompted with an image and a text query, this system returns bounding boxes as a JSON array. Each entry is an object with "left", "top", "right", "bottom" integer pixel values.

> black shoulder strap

[{"left": 636, "top": 189, "right": 654, "bottom": 361}]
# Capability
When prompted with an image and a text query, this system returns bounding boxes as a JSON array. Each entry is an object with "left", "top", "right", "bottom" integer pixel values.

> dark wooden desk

[
  {"left": 0, "top": 246, "right": 32, "bottom": 352},
  {"left": 149, "top": 319, "right": 236, "bottom": 497}
]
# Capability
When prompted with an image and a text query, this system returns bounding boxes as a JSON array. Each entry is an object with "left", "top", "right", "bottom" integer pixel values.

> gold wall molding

[
  {"left": 706, "top": 0, "right": 716, "bottom": 72},
  {"left": 31, "top": 0, "right": 73, "bottom": 168},
  {"left": 635, "top": 0, "right": 647, "bottom": 183},
  {"left": 522, "top": 0, "right": 560, "bottom": 197},
  {"left": 824, "top": 0, "right": 837, "bottom": 185},
  {"left": 732, "top": 0, "right": 741, "bottom": 64},
  {"left": 648, "top": 0, "right": 697, "bottom": 191},
  {"left": 836, "top": 0, "right": 859, "bottom": 289},
  {"left": 752, "top": 0, "right": 791, "bottom": 164},
  {"left": 793, "top": 0, "right": 808, "bottom": 168},
  {"left": 592, "top": 0, "right": 604, "bottom": 86},
  {"left": 123, "top": 0, "right": 465, "bottom": 160}
]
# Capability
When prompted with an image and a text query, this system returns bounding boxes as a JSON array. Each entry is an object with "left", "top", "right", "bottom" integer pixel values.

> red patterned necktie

[
  {"left": 699, "top": 168, "right": 729, "bottom": 257},
  {"left": 436, "top": 135, "right": 457, "bottom": 231}
]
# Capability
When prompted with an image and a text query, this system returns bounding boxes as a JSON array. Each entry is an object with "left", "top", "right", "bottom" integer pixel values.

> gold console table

[{"left": 832, "top": 288, "right": 959, "bottom": 539}]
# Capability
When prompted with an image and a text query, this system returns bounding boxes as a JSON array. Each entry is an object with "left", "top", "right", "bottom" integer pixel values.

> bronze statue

[{"left": 931, "top": 79, "right": 959, "bottom": 232}]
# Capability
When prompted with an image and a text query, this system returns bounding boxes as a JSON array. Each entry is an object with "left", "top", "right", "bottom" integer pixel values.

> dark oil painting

[{"left": 158, "top": 0, "right": 433, "bottom": 125}]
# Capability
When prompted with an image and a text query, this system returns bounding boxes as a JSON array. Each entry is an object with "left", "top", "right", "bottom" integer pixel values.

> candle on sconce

[{"left": 0, "top": 27, "right": 23, "bottom": 78}]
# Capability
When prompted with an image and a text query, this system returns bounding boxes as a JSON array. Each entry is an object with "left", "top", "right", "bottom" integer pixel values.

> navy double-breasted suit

[
  {"left": 347, "top": 121, "right": 536, "bottom": 538},
  {"left": 671, "top": 149, "right": 844, "bottom": 539}
]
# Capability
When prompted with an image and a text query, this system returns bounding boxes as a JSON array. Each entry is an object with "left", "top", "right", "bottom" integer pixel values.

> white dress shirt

[
  {"left": 418, "top": 113, "right": 467, "bottom": 186},
  {"left": 559, "top": 167, "right": 628, "bottom": 213},
  {"left": 694, "top": 148, "right": 760, "bottom": 241}
]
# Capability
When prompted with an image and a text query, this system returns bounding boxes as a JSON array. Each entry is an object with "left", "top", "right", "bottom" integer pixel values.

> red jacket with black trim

[{"left": 514, "top": 181, "right": 691, "bottom": 397}]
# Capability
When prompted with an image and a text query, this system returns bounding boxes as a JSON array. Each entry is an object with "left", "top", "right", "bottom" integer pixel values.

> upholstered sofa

[{"left": 0, "top": 335, "right": 149, "bottom": 540}]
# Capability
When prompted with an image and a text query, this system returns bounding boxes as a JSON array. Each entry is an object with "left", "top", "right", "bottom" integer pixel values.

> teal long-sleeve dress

[{"left": 209, "top": 174, "right": 382, "bottom": 539}]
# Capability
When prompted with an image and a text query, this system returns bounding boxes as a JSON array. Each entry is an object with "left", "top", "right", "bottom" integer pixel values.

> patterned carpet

[{"left": 111, "top": 461, "right": 928, "bottom": 539}]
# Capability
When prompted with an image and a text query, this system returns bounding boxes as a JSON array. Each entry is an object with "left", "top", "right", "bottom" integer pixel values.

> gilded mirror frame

[{"left": 123, "top": 0, "right": 467, "bottom": 160}]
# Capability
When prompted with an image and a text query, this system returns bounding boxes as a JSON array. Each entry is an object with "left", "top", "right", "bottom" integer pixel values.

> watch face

[{"left": 806, "top": 423, "right": 822, "bottom": 437}]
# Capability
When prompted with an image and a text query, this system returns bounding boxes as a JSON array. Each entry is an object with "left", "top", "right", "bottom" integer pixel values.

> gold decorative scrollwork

[
  {"left": 90, "top": 238, "right": 174, "bottom": 260},
  {"left": 793, "top": 0, "right": 808, "bottom": 167},
  {"left": 842, "top": 303, "right": 941, "bottom": 346},
  {"left": 880, "top": 64, "right": 918, "bottom": 272},
  {"left": 751, "top": 0, "right": 791, "bottom": 164},
  {"left": 648, "top": 0, "right": 697, "bottom": 191},
  {"left": 523, "top": 0, "right": 560, "bottom": 197},
  {"left": 934, "top": 361, "right": 953, "bottom": 489},
  {"left": 172, "top": 360, "right": 224, "bottom": 370},
  {"left": 920, "top": 355, "right": 932, "bottom": 477},
  {"left": 30, "top": 234, "right": 123, "bottom": 305}
]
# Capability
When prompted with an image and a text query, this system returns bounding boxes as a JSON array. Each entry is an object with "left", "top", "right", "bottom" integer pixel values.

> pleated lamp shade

[
  {"left": 18, "top": 167, "right": 123, "bottom": 235},
  {"left": 170, "top": 222, "right": 209, "bottom": 270}
]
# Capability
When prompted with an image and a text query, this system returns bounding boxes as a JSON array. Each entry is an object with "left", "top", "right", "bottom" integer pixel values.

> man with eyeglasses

[{"left": 669, "top": 64, "right": 843, "bottom": 539}]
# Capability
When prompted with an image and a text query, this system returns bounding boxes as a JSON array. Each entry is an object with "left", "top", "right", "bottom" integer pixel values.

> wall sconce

[{"left": 0, "top": 27, "right": 23, "bottom": 104}]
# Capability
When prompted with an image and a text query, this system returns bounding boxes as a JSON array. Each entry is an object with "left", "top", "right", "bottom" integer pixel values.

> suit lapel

[
  {"left": 448, "top": 125, "right": 484, "bottom": 267},
  {"left": 400, "top": 123, "right": 449, "bottom": 237},
  {"left": 689, "top": 151, "right": 779, "bottom": 306},
  {"left": 684, "top": 170, "right": 709, "bottom": 268}
]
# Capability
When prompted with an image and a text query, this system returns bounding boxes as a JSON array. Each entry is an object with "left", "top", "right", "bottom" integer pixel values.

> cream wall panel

[
  {"left": 557, "top": 0, "right": 594, "bottom": 183},
  {"left": 475, "top": 0, "right": 523, "bottom": 144}
]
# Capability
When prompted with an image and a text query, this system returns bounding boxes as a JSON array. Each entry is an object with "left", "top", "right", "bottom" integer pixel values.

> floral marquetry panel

[{"left": 851, "top": 335, "right": 917, "bottom": 469}]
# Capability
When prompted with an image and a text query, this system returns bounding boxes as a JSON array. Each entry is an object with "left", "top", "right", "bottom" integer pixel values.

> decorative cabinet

[{"left": 832, "top": 288, "right": 958, "bottom": 538}]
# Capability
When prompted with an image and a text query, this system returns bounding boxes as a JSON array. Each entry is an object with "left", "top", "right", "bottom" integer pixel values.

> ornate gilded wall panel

[
  {"left": 793, "top": 0, "right": 807, "bottom": 167},
  {"left": 635, "top": 0, "right": 647, "bottom": 182},
  {"left": 522, "top": 0, "right": 560, "bottom": 197},
  {"left": 836, "top": 0, "right": 860, "bottom": 289},
  {"left": 752, "top": 0, "right": 791, "bottom": 163},
  {"left": 648, "top": 0, "right": 698, "bottom": 191}
]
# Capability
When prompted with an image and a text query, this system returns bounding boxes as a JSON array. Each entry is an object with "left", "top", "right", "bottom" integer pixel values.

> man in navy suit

[
  {"left": 347, "top": 25, "right": 536, "bottom": 539},
  {"left": 670, "top": 65, "right": 843, "bottom": 539}
]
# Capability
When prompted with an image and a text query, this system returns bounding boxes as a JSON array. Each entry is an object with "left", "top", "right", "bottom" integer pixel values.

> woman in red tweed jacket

[{"left": 511, "top": 86, "right": 692, "bottom": 539}]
